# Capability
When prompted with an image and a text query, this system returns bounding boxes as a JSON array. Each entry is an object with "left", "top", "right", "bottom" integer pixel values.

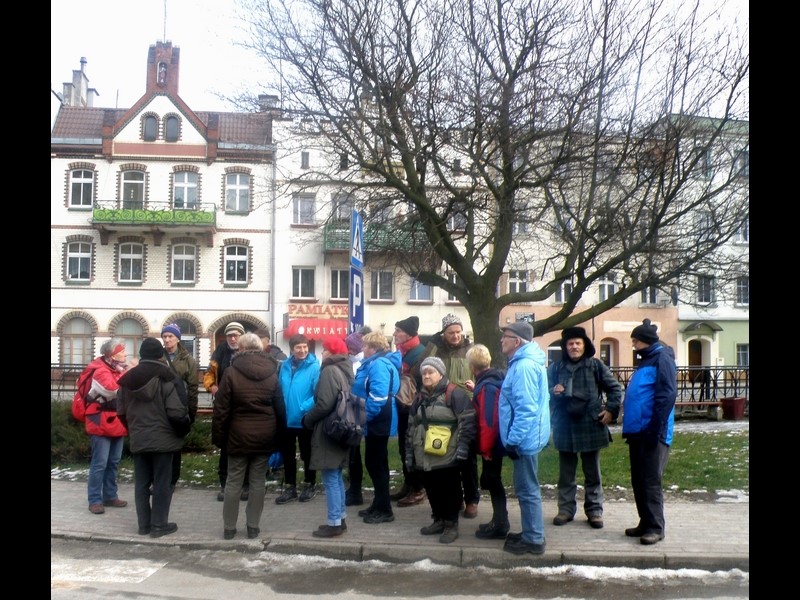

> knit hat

[
  {"left": 139, "top": 337, "right": 165, "bottom": 360},
  {"left": 441, "top": 313, "right": 463, "bottom": 332},
  {"left": 323, "top": 337, "right": 349, "bottom": 355},
  {"left": 395, "top": 316, "right": 419, "bottom": 337},
  {"left": 501, "top": 321, "right": 533, "bottom": 342},
  {"left": 161, "top": 323, "right": 181, "bottom": 340},
  {"left": 225, "top": 321, "right": 245, "bottom": 336},
  {"left": 345, "top": 331, "right": 364, "bottom": 354},
  {"left": 560, "top": 326, "right": 596, "bottom": 357},
  {"left": 420, "top": 356, "right": 447, "bottom": 377},
  {"left": 631, "top": 318, "right": 659, "bottom": 344}
]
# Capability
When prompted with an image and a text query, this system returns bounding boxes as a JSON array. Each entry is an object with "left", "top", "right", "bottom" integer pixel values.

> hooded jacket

[
  {"left": 278, "top": 352, "right": 320, "bottom": 428},
  {"left": 212, "top": 350, "right": 283, "bottom": 455},
  {"left": 116, "top": 359, "right": 188, "bottom": 454},
  {"left": 622, "top": 342, "right": 677, "bottom": 446},
  {"left": 303, "top": 353, "right": 355, "bottom": 471},
  {"left": 80, "top": 356, "right": 128, "bottom": 438},
  {"left": 499, "top": 340, "right": 550, "bottom": 456},
  {"left": 352, "top": 349, "right": 401, "bottom": 437}
]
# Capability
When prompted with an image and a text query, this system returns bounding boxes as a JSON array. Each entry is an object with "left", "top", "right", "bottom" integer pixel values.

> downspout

[{"left": 269, "top": 143, "right": 278, "bottom": 339}]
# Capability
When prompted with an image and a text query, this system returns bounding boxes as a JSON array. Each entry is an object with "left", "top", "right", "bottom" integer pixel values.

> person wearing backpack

[
  {"left": 75, "top": 338, "right": 131, "bottom": 515},
  {"left": 548, "top": 327, "right": 622, "bottom": 530},
  {"left": 406, "top": 356, "right": 476, "bottom": 544},
  {"left": 302, "top": 337, "right": 355, "bottom": 537},
  {"left": 464, "top": 344, "right": 509, "bottom": 539},
  {"left": 353, "top": 331, "right": 401, "bottom": 525}
]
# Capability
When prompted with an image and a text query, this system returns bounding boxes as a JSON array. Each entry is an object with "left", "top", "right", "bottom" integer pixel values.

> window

[
  {"left": 446, "top": 271, "right": 463, "bottom": 302},
  {"left": 369, "top": 199, "right": 393, "bottom": 222},
  {"left": 225, "top": 173, "right": 250, "bottom": 212},
  {"left": 174, "top": 172, "right": 197, "bottom": 209},
  {"left": 293, "top": 194, "right": 316, "bottom": 224},
  {"left": 69, "top": 169, "right": 93, "bottom": 207},
  {"left": 301, "top": 151, "right": 310, "bottom": 169},
  {"left": 512, "top": 221, "right": 529, "bottom": 234},
  {"left": 339, "top": 153, "right": 349, "bottom": 171},
  {"left": 508, "top": 270, "right": 528, "bottom": 294},
  {"left": 555, "top": 281, "right": 572, "bottom": 304},
  {"left": 115, "top": 318, "right": 143, "bottom": 359},
  {"left": 547, "top": 344, "right": 562, "bottom": 365},
  {"left": 693, "top": 146, "right": 712, "bottom": 178},
  {"left": 734, "top": 150, "right": 749, "bottom": 179},
  {"left": 331, "top": 268, "right": 349, "bottom": 300},
  {"left": 371, "top": 271, "right": 393, "bottom": 300},
  {"left": 143, "top": 116, "right": 158, "bottom": 141},
  {"left": 695, "top": 210, "right": 715, "bottom": 243},
  {"left": 736, "top": 218, "right": 749, "bottom": 244},
  {"left": 452, "top": 158, "right": 462, "bottom": 172},
  {"left": 119, "top": 243, "right": 143, "bottom": 283},
  {"left": 697, "top": 275, "right": 715, "bottom": 304},
  {"left": 736, "top": 276, "right": 749, "bottom": 306},
  {"left": 165, "top": 116, "right": 180, "bottom": 142},
  {"left": 736, "top": 344, "right": 749, "bottom": 367},
  {"left": 292, "top": 267, "right": 315, "bottom": 298},
  {"left": 67, "top": 242, "right": 92, "bottom": 281},
  {"left": 640, "top": 286, "right": 658, "bottom": 304},
  {"left": 174, "top": 318, "right": 198, "bottom": 359},
  {"left": 332, "top": 193, "right": 353, "bottom": 223},
  {"left": 121, "top": 170, "right": 145, "bottom": 209},
  {"left": 599, "top": 343, "right": 612, "bottom": 367},
  {"left": 61, "top": 317, "right": 92, "bottom": 365},
  {"left": 172, "top": 244, "right": 196, "bottom": 283},
  {"left": 598, "top": 279, "right": 615, "bottom": 302},
  {"left": 224, "top": 245, "right": 249, "bottom": 283},
  {"left": 447, "top": 205, "right": 467, "bottom": 231},
  {"left": 409, "top": 277, "right": 432, "bottom": 301}
]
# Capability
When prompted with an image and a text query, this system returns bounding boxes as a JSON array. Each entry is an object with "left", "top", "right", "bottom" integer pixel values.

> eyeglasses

[{"left": 501, "top": 334, "right": 519, "bottom": 341}]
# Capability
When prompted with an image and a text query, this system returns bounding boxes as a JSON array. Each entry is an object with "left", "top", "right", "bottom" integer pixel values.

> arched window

[
  {"left": 62, "top": 318, "right": 93, "bottom": 365},
  {"left": 143, "top": 116, "right": 158, "bottom": 141},
  {"left": 165, "top": 116, "right": 180, "bottom": 142},
  {"left": 114, "top": 318, "right": 144, "bottom": 358},
  {"left": 174, "top": 318, "right": 198, "bottom": 359}
]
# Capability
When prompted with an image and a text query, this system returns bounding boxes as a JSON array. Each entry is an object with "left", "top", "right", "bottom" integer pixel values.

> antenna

[{"left": 163, "top": 0, "right": 167, "bottom": 42}]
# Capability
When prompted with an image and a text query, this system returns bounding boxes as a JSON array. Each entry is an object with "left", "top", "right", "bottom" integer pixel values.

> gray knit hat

[
  {"left": 440, "top": 313, "right": 462, "bottom": 332},
  {"left": 420, "top": 356, "right": 447, "bottom": 377}
]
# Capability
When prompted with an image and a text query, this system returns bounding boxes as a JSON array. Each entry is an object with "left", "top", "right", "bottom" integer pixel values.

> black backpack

[{"left": 323, "top": 370, "right": 366, "bottom": 447}]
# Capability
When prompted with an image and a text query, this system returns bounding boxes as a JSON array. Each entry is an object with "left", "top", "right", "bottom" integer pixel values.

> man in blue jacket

[
  {"left": 622, "top": 319, "right": 677, "bottom": 545},
  {"left": 498, "top": 321, "right": 550, "bottom": 556}
]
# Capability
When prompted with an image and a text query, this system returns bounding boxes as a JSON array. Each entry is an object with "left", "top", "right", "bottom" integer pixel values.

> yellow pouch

[{"left": 424, "top": 425, "right": 452, "bottom": 456}]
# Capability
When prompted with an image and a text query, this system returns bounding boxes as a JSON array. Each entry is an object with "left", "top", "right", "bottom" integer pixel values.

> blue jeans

[
  {"left": 321, "top": 468, "right": 346, "bottom": 526},
  {"left": 512, "top": 453, "right": 545, "bottom": 545},
  {"left": 87, "top": 435, "right": 124, "bottom": 505}
]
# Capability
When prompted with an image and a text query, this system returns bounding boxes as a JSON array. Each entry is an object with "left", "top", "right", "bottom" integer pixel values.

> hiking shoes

[
  {"left": 439, "top": 521, "right": 459, "bottom": 544},
  {"left": 318, "top": 519, "right": 347, "bottom": 532},
  {"left": 640, "top": 532, "right": 665, "bottom": 545},
  {"left": 313, "top": 524, "right": 344, "bottom": 538},
  {"left": 88, "top": 504, "right": 105, "bottom": 514},
  {"left": 103, "top": 498, "right": 128, "bottom": 508},
  {"left": 503, "top": 536, "right": 546, "bottom": 555},
  {"left": 552, "top": 512, "right": 574, "bottom": 526},
  {"left": 363, "top": 511, "right": 395, "bottom": 524},
  {"left": 275, "top": 486, "right": 298, "bottom": 504},
  {"left": 625, "top": 526, "right": 645, "bottom": 537},
  {"left": 358, "top": 506, "right": 376, "bottom": 518},
  {"left": 397, "top": 490, "right": 426, "bottom": 507},
  {"left": 150, "top": 523, "right": 178, "bottom": 538},
  {"left": 475, "top": 521, "right": 510, "bottom": 539},
  {"left": 247, "top": 526, "right": 260, "bottom": 539},
  {"left": 420, "top": 519, "right": 445, "bottom": 535},
  {"left": 299, "top": 483, "right": 317, "bottom": 502},
  {"left": 588, "top": 514, "right": 604, "bottom": 529}
]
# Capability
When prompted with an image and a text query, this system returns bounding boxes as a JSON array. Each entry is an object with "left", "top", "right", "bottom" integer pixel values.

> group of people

[{"left": 76, "top": 315, "right": 677, "bottom": 550}]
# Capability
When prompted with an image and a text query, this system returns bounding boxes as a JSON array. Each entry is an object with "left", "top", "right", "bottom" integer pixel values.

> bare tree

[{"left": 235, "top": 0, "right": 749, "bottom": 358}]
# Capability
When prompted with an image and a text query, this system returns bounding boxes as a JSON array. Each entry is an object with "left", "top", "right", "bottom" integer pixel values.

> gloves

[
  {"left": 455, "top": 445, "right": 469, "bottom": 462},
  {"left": 505, "top": 447, "right": 520, "bottom": 460}
]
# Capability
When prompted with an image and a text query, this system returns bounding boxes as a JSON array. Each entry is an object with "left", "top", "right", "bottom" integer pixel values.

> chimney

[
  {"left": 62, "top": 57, "right": 99, "bottom": 108},
  {"left": 258, "top": 94, "right": 279, "bottom": 111}
]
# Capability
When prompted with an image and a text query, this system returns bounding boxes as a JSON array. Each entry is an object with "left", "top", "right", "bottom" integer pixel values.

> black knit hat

[
  {"left": 631, "top": 319, "right": 659, "bottom": 344},
  {"left": 139, "top": 337, "right": 165, "bottom": 360},
  {"left": 395, "top": 316, "right": 419, "bottom": 337},
  {"left": 560, "top": 326, "right": 596, "bottom": 358}
]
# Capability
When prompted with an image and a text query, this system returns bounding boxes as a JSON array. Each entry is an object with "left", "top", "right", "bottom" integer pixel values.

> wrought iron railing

[{"left": 92, "top": 200, "right": 217, "bottom": 227}]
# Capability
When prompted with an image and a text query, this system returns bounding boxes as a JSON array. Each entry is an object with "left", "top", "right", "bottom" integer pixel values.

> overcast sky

[{"left": 51, "top": 0, "right": 748, "bottom": 127}]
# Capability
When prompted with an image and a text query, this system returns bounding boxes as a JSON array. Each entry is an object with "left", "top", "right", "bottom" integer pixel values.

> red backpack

[
  {"left": 473, "top": 383, "right": 501, "bottom": 459},
  {"left": 71, "top": 364, "right": 99, "bottom": 423}
]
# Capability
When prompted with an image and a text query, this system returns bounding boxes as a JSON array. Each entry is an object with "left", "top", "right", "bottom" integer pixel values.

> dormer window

[
  {"left": 143, "top": 116, "right": 158, "bottom": 142},
  {"left": 165, "top": 116, "right": 180, "bottom": 142}
]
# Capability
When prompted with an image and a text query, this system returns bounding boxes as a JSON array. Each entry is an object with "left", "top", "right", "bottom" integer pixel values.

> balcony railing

[
  {"left": 323, "top": 220, "right": 430, "bottom": 253},
  {"left": 92, "top": 201, "right": 216, "bottom": 228}
]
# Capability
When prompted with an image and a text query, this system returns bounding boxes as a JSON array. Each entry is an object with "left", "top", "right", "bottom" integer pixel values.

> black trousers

[
  {"left": 422, "top": 465, "right": 463, "bottom": 523},
  {"left": 396, "top": 401, "right": 424, "bottom": 492},
  {"left": 280, "top": 426, "right": 315, "bottom": 487},
  {"left": 364, "top": 434, "right": 392, "bottom": 514},
  {"left": 628, "top": 439, "right": 670, "bottom": 535},
  {"left": 479, "top": 454, "right": 508, "bottom": 523},
  {"left": 460, "top": 443, "right": 480, "bottom": 504},
  {"left": 347, "top": 444, "right": 363, "bottom": 491},
  {"left": 133, "top": 451, "right": 174, "bottom": 530}
]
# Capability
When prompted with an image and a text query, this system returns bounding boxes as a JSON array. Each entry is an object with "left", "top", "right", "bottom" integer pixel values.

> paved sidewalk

[{"left": 51, "top": 479, "right": 748, "bottom": 571}]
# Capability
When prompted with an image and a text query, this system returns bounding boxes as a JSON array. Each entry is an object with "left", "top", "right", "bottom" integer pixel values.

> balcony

[
  {"left": 322, "top": 220, "right": 430, "bottom": 254},
  {"left": 91, "top": 200, "right": 217, "bottom": 246}
]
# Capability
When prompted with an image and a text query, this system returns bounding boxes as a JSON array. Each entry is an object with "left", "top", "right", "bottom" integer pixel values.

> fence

[{"left": 51, "top": 363, "right": 749, "bottom": 418}]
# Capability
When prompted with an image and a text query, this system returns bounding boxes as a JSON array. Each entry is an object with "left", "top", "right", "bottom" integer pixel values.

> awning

[
  {"left": 681, "top": 321, "right": 723, "bottom": 333},
  {"left": 283, "top": 319, "right": 348, "bottom": 341}
]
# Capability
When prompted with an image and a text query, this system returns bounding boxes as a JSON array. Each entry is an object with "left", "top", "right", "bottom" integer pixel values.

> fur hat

[
  {"left": 161, "top": 323, "right": 181, "bottom": 340},
  {"left": 139, "top": 337, "right": 165, "bottom": 360},
  {"left": 440, "top": 313, "right": 462, "bottom": 332},
  {"left": 323, "top": 337, "right": 349, "bottom": 355},
  {"left": 395, "top": 316, "right": 419, "bottom": 337},
  {"left": 501, "top": 321, "right": 533, "bottom": 342},
  {"left": 224, "top": 321, "right": 245, "bottom": 336},
  {"left": 560, "top": 326, "right": 596, "bottom": 358},
  {"left": 631, "top": 318, "right": 659, "bottom": 344},
  {"left": 420, "top": 356, "right": 447, "bottom": 377}
]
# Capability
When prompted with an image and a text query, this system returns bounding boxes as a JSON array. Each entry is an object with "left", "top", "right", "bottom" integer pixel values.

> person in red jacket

[{"left": 81, "top": 338, "right": 130, "bottom": 515}]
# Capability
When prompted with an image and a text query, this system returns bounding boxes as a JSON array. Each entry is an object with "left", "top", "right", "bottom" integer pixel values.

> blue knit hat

[{"left": 161, "top": 323, "right": 181, "bottom": 340}]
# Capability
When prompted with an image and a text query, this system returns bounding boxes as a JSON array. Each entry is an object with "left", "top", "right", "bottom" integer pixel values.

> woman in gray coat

[{"left": 301, "top": 337, "right": 355, "bottom": 538}]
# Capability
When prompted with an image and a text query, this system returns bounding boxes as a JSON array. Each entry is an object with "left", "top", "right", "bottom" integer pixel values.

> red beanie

[{"left": 323, "top": 337, "right": 348, "bottom": 355}]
